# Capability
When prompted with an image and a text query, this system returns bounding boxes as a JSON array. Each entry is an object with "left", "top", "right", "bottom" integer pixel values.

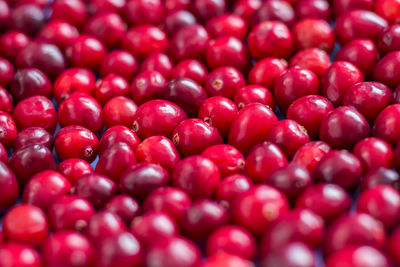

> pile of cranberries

[{"left": 0, "top": 0, "right": 400, "bottom": 266}]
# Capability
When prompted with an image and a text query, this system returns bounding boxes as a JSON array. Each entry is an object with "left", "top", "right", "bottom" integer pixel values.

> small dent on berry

[
  {"left": 238, "top": 103, "right": 245, "bottom": 110},
  {"left": 212, "top": 79, "right": 223, "bottom": 90},
  {"left": 203, "top": 117, "right": 212, "bottom": 125},
  {"left": 132, "top": 121, "right": 139, "bottom": 132},
  {"left": 262, "top": 204, "right": 278, "bottom": 221},
  {"left": 238, "top": 159, "right": 245, "bottom": 169},
  {"left": 136, "top": 78, "right": 145, "bottom": 89},
  {"left": 300, "top": 125, "right": 308, "bottom": 134},
  {"left": 172, "top": 134, "right": 179, "bottom": 145}
]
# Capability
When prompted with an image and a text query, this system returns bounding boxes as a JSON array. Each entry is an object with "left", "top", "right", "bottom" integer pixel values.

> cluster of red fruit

[{"left": 0, "top": 0, "right": 400, "bottom": 266}]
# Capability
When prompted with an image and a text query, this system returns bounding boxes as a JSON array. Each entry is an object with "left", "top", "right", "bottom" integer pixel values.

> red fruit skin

[
  {"left": 228, "top": 103, "right": 278, "bottom": 155},
  {"left": 202, "top": 253, "right": 254, "bottom": 267},
  {"left": 171, "top": 59, "right": 208, "bottom": 86},
  {"left": 375, "top": 0, "right": 400, "bottom": 24},
  {"left": 0, "top": 57, "right": 14, "bottom": 88},
  {"left": 378, "top": 24, "right": 400, "bottom": 55},
  {"left": 0, "top": 111, "right": 17, "bottom": 148},
  {"left": 353, "top": 137, "right": 393, "bottom": 173},
  {"left": 37, "top": 20, "right": 79, "bottom": 51},
  {"left": 373, "top": 51, "right": 400, "bottom": 89},
  {"left": 233, "top": 0, "right": 261, "bottom": 22},
  {"left": 85, "top": 211, "right": 127, "bottom": 242},
  {"left": 261, "top": 242, "right": 316, "bottom": 267},
  {"left": 356, "top": 185, "right": 400, "bottom": 229},
  {"left": 216, "top": 174, "right": 253, "bottom": 205},
  {"left": 105, "top": 195, "right": 140, "bottom": 224},
  {"left": 0, "top": 86, "right": 13, "bottom": 114},
  {"left": 3, "top": 204, "right": 49, "bottom": 246},
  {"left": 388, "top": 226, "right": 400, "bottom": 266},
  {"left": 0, "top": 243, "right": 41, "bottom": 267},
  {"left": 296, "top": 0, "right": 331, "bottom": 21},
  {"left": 0, "top": 161, "right": 19, "bottom": 210},
  {"left": 333, "top": 0, "right": 374, "bottom": 16},
  {"left": 232, "top": 185, "right": 289, "bottom": 235},
  {"left": 326, "top": 245, "right": 390, "bottom": 267},
  {"left": 335, "top": 39, "right": 379, "bottom": 78},
  {"left": 198, "top": 96, "right": 238, "bottom": 139},
  {"left": 56, "top": 158, "right": 93, "bottom": 185},
  {"left": 172, "top": 156, "right": 221, "bottom": 200},
  {"left": 124, "top": 0, "right": 163, "bottom": 25},
  {"left": 135, "top": 136, "right": 181, "bottom": 173},
  {"left": 102, "top": 96, "right": 138, "bottom": 129},
  {"left": 0, "top": 31, "right": 31, "bottom": 62},
  {"left": 361, "top": 167, "right": 400, "bottom": 191},
  {"left": 51, "top": 0, "right": 87, "bottom": 29},
  {"left": 162, "top": 10, "right": 197, "bottom": 37},
  {"left": 205, "top": 66, "right": 245, "bottom": 100},
  {"left": 98, "top": 125, "right": 140, "bottom": 156},
  {"left": 13, "top": 127, "right": 53, "bottom": 152},
  {"left": 234, "top": 85, "right": 275, "bottom": 110},
  {"left": 248, "top": 57, "right": 287, "bottom": 91},
  {"left": 141, "top": 52, "right": 173, "bottom": 79},
  {"left": 296, "top": 183, "right": 352, "bottom": 223},
  {"left": 289, "top": 48, "right": 331, "bottom": 78},
  {"left": 54, "top": 68, "right": 96, "bottom": 103},
  {"left": 131, "top": 70, "right": 166, "bottom": 105},
  {"left": 324, "top": 212, "right": 386, "bottom": 255},
  {"left": 100, "top": 50, "right": 139, "bottom": 82},
  {"left": 266, "top": 119, "right": 311, "bottom": 159},
  {"left": 205, "top": 14, "right": 248, "bottom": 40},
  {"left": 274, "top": 68, "right": 320, "bottom": 112},
  {"left": 373, "top": 104, "right": 400, "bottom": 147},
  {"left": 94, "top": 74, "right": 130, "bottom": 106},
  {"left": 250, "top": 0, "right": 295, "bottom": 27},
  {"left": 292, "top": 18, "right": 335, "bottom": 52}
]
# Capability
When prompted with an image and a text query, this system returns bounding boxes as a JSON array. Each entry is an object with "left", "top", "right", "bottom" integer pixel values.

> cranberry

[
  {"left": 103, "top": 96, "right": 138, "bottom": 128},
  {"left": 378, "top": 24, "right": 400, "bottom": 55},
  {"left": 206, "top": 36, "right": 250, "bottom": 72},
  {"left": 98, "top": 125, "right": 140, "bottom": 155},
  {"left": 94, "top": 74, "right": 130, "bottom": 106},
  {"left": 319, "top": 106, "right": 370, "bottom": 150},
  {"left": 206, "top": 14, "right": 247, "bottom": 40},
  {"left": 120, "top": 163, "right": 170, "bottom": 201},
  {"left": 0, "top": 142, "right": 7, "bottom": 163},
  {"left": 274, "top": 67, "right": 320, "bottom": 112},
  {"left": 100, "top": 50, "right": 139, "bottom": 81},
  {"left": 43, "top": 231, "right": 94, "bottom": 267},
  {"left": 105, "top": 195, "right": 140, "bottom": 224},
  {"left": 145, "top": 236, "right": 201, "bottom": 267},
  {"left": 0, "top": 31, "right": 30, "bottom": 62},
  {"left": 216, "top": 174, "right": 252, "bottom": 204},
  {"left": 164, "top": 78, "right": 208, "bottom": 117},
  {"left": 172, "top": 156, "right": 220, "bottom": 200},
  {"left": 11, "top": 4, "right": 44, "bottom": 37},
  {"left": 234, "top": 85, "right": 274, "bottom": 109},
  {"left": 335, "top": 10, "right": 388, "bottom": 45},
  {"left": 206, "top": 253, "right": 255, "bottom": 267},
  {"left": 0, "top": 0, "right": 10, "bottom": 30},
  {"left": 361, "top": 167, "right": 400, "bottom": 191},
  {"left": 233, "top": 185, "right": 289, "bottom": 235},
  {"left": 248, "top": 21, "right": 293, "bottom": 60},
  {"left": 51, "top": 0, "right": 87, "bottom": 29},
  {"left": 96, "top": 142, "right": 136, "bottom": 181},
  {"left": 124, "top": 0, "right": 163, "bottom": 25},
  {"left": 292, "top": 18, "right": 334, "bottom": 52},
  {"left": 58, "top": 93, "right": 103, "bottom": 133},
  {"left": 84, "top": 12, "right": 126, "bottom": 49},
  {"left": 205, "top": 66, "right": 245, "bottom": 99},
  {"left": 3, "top": 204, "right": 49, "bottom": 246},
  {"left": 324, "top": 212, "right": 386, "bottom": 254},
  {"left": 0, "top": 243, "right": 41, "bottom": 267},
  {"left": 266, "top": 120, "right": 310, "bottom": 159},
  {"left": 38, "top": 20, "right": 79, "bottom": 50},
  {"left": 326, "top": 245, "right": 390, "bottom": 267},
  {"left": 132, "top": 99, "right": 187, "bottom": 139},
  {"left": 233, "top": 0, "right": 261, "bottom": 22},
  {"left": 206, "top": 225, "right": 256, "bottom": 260},
  {"left": 11, "top": 68, "right": 51, "bottom": 102},
  {"left": 164, "top": 0, "right": 191, "bottom": 13},
  {"left": 228, "top": 103, "right": 278, "bottom": 155},
  {"left": 171, "top": 59, "right": 208, "bottom": 86},
  {"left": 0, "top": 57, "right": 14, "bottom": 87},
  {"left": 0, "top": 111, "right": 17, "bottom": 148},
  {"left": 131, "top": 211, "right": 178, "bottom": 246},
  {"left": 261, "top": 242, "right": 316, "bottom": 267},
  {"left": 289, "top": 48, "right": 331, "bottom": 78},
  {"left": 141, "top": 53, "right": 172, "bottom": 79},
  {"left": 10, "top": 144, "right": 55, "bottom": 185},
  {"left": 333, "top": 0, "right": 374, "bottom": 15},
  {"left": 372, "top": 104, "right": 400, "bottom": 146},
  {"left": 373, "top": 51, "right": 400, "bottom": 89},
  {"left": 193, "top": 0, "right": 226, "bottom": 22},
  {"left": 388, "top": 226, "right": 400, "bottom": 265},
  {"left": 143, "top": 187, "right": 191, "bottom": 221},
  {"left": 169, "top": 24, "right": 210, "bottom": 62},
  {"left": 0, "top": 86, "right": 13, "bottom": 113},
  {"left": 162, "top": 10, "right": 197, "bottom": 37},
  {"left": 261, "top": 209, "right": 324, "bottom": 252},
  {"left": 353, "top": 137, "right": 393, "bottom": 172},
  {"left": 73, "top": 173, "right": 117, "bottom": 209},
  {"left": 66, "top": 35, "right": 106, "bottom": 71},
  {"left": 48, "top": 195, "right": 95, "bottom": 232},
  {"left": 321, "top": 61, "right": 364, "bottom": 106},
  {"left": 343, "top": 82, "right": 392, "bottom": 123},
  {"left": 54, "top": 68, "right": 96, "bottom": 103},
  {"left": 131, "top": 70, "right": 166, "bottom": 105},
  {"left": 250, "top": 0, "right": 295, "bottom": 27},
  {"left": 122, "top": 25, "right": 168, "bottom": 60},
  {"left": 248, "top": 57, "right": 287, "bottom": 91},
  {"left": 296, "top": 0, "right": 331, "bottom": 21},
  {"left": 0, "top": 161, "right": 19, "bottom": 209},
  {"left": 357, "top": 185, "right": 400, "bottom": 229},
  {"left": 22, "top": 170, "right": 71, "bottom": 211},
  {"left": 86, "top": 211, "right": 127, "bottom": 241},
  {"left": 16, "top": 41, "right": 66, "bottom": 80},
  {"left": 55, "top": 125, "right": 99, "bottom": 163},
  {"left": 13, "top": 95, "right": 57, "bottom": 133},
  {"left": 56, "top": 158, "right": 93, "bottom": 185},
  {"left": 335, "top": 39, "right": 378, "bottom": 78},
  {"left": 292, "top": 141, "right": 331, "bottom": 172},
  {"left": 198, "top": 96, "right": 238, "bottom": 139},
  {"left": 95, "top": 232, "right": 143, "bottom": 267},
  {"left": 173, "top": 119, "right": 222, "bottom": 156},
  {"left": 375, "top": 0, "right": 400, "bottom": 24},
  {"left": 135, "top": 136, "right": 181, "bottom": 173},
  {"left": 313, "top": 150, "right": 362, "bottom": 189}
]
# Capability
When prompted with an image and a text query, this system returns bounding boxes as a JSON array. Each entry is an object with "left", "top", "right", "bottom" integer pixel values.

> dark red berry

[
  {"left": 105, "top": 195, "right": 140, "bottom": 225},
  {"left": 56, "top": 158, "right": 93, "bottom": 185},
  {"left": 98, "top": 125, "right": 140, "bottom": 155}
]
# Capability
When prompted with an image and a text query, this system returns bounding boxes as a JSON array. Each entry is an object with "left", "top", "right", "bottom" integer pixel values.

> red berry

[
  {"left": 38, "top": 20, "right": 79, "bottom": 50},
  {"left": 0, "top": 243, "right": 41, "bottom": 267},
  {"left": 193, "top": 0, "right": 226, "bottom": 22},
  {"left": 375, "top": 0, "right": 400, "bottom": 24},
  {"left": 206, "top": 14, "right": 247, "bottom": 40},
  {"left": 171, "top": 59, "right": 208, "bottom": 86},
  {"left": 94, "top": 74, "right": 130, "bottom": 106},
  {"left": 216, "top": 174, "right": 252, "bottom": 204},
  {"left": 54, "top": 68, "right": 96, "bottom": 103},
  {"left": 292, "top": 141, "right": 331, "bottom": 171},
  {"left": 353, "top": 137, "right": 393, "bottom": 172},
  {"left": 51, "top": 0, "right": 87, "bottom": 28},
  {"left": 0, "top": 31, "right": 30, "bottom": 62},
  {"left": 292, "top": 18, "right": 334, "bottom": 52},
  {"left": 131, "top": 70, "right": 166, "bottom": 105},
  {"left": 250, "top": 0, "right": 295, "bottom": 27},
  {"left": 98, "top": 125, "right": 140, "bottom": 155},
  {"left": 289, "top": 48, "right": 331, "bottom": 78},
  {"left": 378, "top": 24, "right": 400, "bottom": 55},
  {"left": 372, "top": 104, "right": 400, "bottom": 147},
  {"left": 234, "top": 85, "right": 275, "bottom": 110},
  {"left": 361, "top": 167, "right": 400, "bottom": 191},
  {"left": 261, "top": 242, "right": 316, "bottom": 267},
  {"left": 85, "top": 211, "right": 126, "bottom": 242},
  {"left": 11, "top": 4, "right": 45, "bottom": 37},
  {"left": 100, "top": 50, "right": 139, "bottom": 81},
  {"left": 66, "top": 35, "right": 106, "bottom": 71},
  {"left": 0, "top": 111, "right": 17, "bottom": 148},
  {"left": 0, "top": 86, "right": 13, "bottom": 113},
  {"left": 124, "top": 0, "right": 163, "bottom": 25},
  {"left": 333, "top": 0, "right": 374, "bottom": 15},
  {"left": 56, "top": 158, "right": 93, "bottom": 185},
  {"left": 373, "top": 51, "right": 400, "bottom": 89},
  {"left": 141, "top": 52, "right": 173, "bottom": 79},
  {"left": 103, "top": 96, "right": 138, "bottom": 128},
  {"left": 326, "top": 245, "right": 390, "bottom": 267},
  {"left": 162, "top": 10, "right": 197, "bottom": 36},
  {"left": 205, "top": 66, "right": 245, "bottom": 99},
  {"left": 105, "top": 195, "right": 140, "bottom": 225},
  {"left": 0, "top": 57, "right": 14, "bottom": 87},
  {"left": 0, "top": 161, "right": 19, "bottom": 209},
  {"left": 248, "top": 57, "right": 287, "bottom": 91},
  {"left": 296, "top": 0, "right": 331, "bottom": 21}
]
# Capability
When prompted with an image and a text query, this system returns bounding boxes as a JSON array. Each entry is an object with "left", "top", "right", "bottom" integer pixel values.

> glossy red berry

[
  {"left": 98, "top": 125, "right": 140, "bottom": 155},
  {"left": 0, "top": 57, "right": 14, "bottom": 87},
  {"left": 353, "top": 137, "right": 393, "bottom": 172},
  {"left": 289, "top": 48, "right": 331, "bottom": 78},
  {"left": 100, "top": 50, "right": 139, "bottom": 81},
  {"left": 38, "top": 20, "right": 79, "bottom": 50},
  {"left": 141, "top": 52, "right": 173, "bottom": 79},
  {"left": 250, "top": 0, "right": 295, "bottom": 27},
  {"left": 103, "top": 96, "right": 138, "bottom": 128},
  {"left": 292, "top": 141, "right": 331, "bottom": 171},
  {"left": 296, "top": 0, "right": 331, "bottom": 21},
  {"left": 387, "top": 226, "right": 400, "bottom": 265},
  {"left": 234, "top": 85, "right": 275, "bottom": 110},
  {"left": 248, "top": 57, "right": 287, "bottom": 91},
  {"left": 362, "top": 167, "right": 400, "bottom": 191},
  {"left": 56, "top": 158, "right": 93, "bottom": 185},
  {"left": 205, "top": 66, "right": 245, "bottom": 99},
  {"left": 378, "top": 24, "right": 400, "bottom": 55},
  {"left": 372, "top": 104, "right": 400, "bottom": 146},
  {"left": 94, "top": 74, "right": 130, "bottom": 106},
  {"left": 373, "top": 51, "right": 400, "bottom": 89},
  {"left": 375, "top": 0, "right": 400, "bottom": 24},
  {"left": 66, "top": 35, "right": 106, "bottom": 71},
  {"left": 261, "top": 242, "right": 316, "bottom": 267},
  {"left": 292, "top": 18, "right": 334, "bottom": 52},
  {"left": 54, "top": 68, "right": 96, "bottom": 103},
  {"left": 232, "top": 0, "right": 261, "bottom": 22},
  {"left": 105, "top": 195, "right": 140, "bottom": 225},
  {"left": 0, "top": 86, "right": 13, "bottom": 113},
  {"left": 0, "top": 243, "right": 41, "bottom": 267},
  {"left": 11, "top": 68, "right": 51, "bottom": 102},
  {"left": 124, "top": 0, "right": 163, "bottom": 25},
  {"left": 0, "top": 111, "right": 17, "bottom": 148},
  {"left": 205, "top": 14, "right": 247, "bottom": 40},
  {"left": 216, "top": 174, "right": 252, "bottom": 204},
  {"left": 51, "top": 0, "right": 87, "bottom": 28},
  {"left": 326, "top": 245, "right": 390, "bottom": 267},
  {"left": 162, "top": 10, "right": 197, "bottom": 37},
  {"left": 131, "top": 70, "right": 166, "bottom": 105},
  {"left": 0, "top": 161, "right": 19, "bottom": 209},
  {"left": 85, "top": 211, "right": 127, "bottom": 242},
  {"left": 11, "top": 4, "right": 45, "bottom": 37},
  {"left": 171, "top": 59, "right": 208, "bottom": 86}
]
